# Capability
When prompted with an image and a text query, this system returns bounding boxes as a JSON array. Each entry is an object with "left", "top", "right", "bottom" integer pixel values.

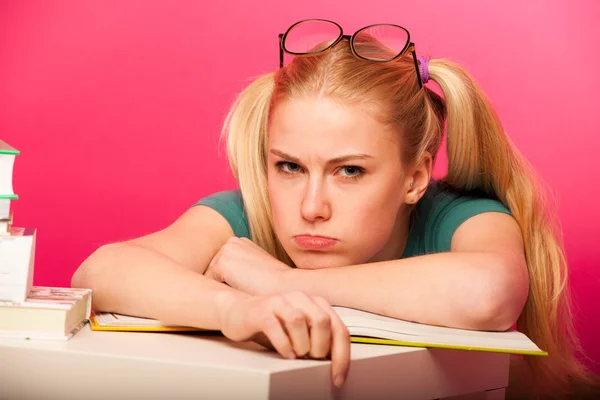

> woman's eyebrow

[{"left": 270, "top": 149, "right": 373, "bottom": 165}]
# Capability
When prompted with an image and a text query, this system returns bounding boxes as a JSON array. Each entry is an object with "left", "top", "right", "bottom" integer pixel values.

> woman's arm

[
  {"left": 71, "top": 206, "right": 245, "bottom": 329},
  {"left": 72, "top": 205, "right": 352, "bottom": 385},
  {"left": 280, "top": 212, "right": 529, "bottom": 331}
]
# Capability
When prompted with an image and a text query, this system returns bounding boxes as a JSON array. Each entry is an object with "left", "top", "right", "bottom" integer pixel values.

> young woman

[{"left": 72, "top": 20, "right": 594, "bottom": 398}]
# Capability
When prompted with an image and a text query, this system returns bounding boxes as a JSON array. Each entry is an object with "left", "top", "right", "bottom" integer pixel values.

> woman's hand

[
  {"left": 218, "top": 291, "right": 351, "bottom": 388},
  {"left": 205, "top": 237, "right": 292, "bottom": 296}
]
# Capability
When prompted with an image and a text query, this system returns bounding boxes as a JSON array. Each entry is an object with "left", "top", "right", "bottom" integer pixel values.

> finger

[
  {"left": 272, "top": 299, "right": 311, "bottom": 358},
  {"left": 205, "top": 250, "right": 221, "bottom": 277},
  {"left": 313, "top": 297, "right": 351, "bottom": 388},
  {"left": 284, "top": 292, "right": 332, "bottom": 359},
  {"left": 250, "top": 332, "right": 276, "bottom": 351},
  {"left": 259, "top": 315, "right": 296, "bottom": 360},
  {"left": 205, "top": 260, "right": 221, "bottom": 281},
  {"left": 204, "top": 262, "right": 215, "bottom": 280},
  {"left": 240, "top": 237, "right": 270, "bottom": 255}
]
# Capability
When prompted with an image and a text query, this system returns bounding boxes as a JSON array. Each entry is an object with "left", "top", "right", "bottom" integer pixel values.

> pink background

[{"left": 1, "top": 1, "right": 598, "bottom": 373}]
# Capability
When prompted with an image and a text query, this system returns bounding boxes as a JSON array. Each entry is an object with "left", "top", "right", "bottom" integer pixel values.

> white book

[
  {"left": 0, "top": 140, "right": 19, "bottom": 198},
  {"left": 0, "top": 198, "right": 10, "bottom": 221},
  {"left": 0, "top": 220, "right": 10, "bottom": 235},
  {"left": 0, "top": 227, "right": 36, "bottom": 302},
  {"left": 0, "top": 286, "right": 92, "bottom": 341},
  {"left": 0, "top": 319, "right": 88, "bottom": 341}
]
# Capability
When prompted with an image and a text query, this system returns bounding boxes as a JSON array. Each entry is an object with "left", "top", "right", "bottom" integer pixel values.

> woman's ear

[{"left": 404, "top": 151, "right": 433, "bottom": 204}]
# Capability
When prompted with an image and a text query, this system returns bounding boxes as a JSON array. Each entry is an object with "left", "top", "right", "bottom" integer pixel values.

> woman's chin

[{"left": 290, "top": 252, "right": 354, "bottom": 270}]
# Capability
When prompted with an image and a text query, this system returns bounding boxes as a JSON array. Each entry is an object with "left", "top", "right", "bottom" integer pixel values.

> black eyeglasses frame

[{"left": 278, "top": 19, "right": 423, "bottom": 88}]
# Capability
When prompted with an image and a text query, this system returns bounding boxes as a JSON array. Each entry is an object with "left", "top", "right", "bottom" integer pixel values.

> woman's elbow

[
  {"left": 477, "top": 263, "right": 529, "bottom": 331},
  {"left": 478, "top": 302, "right": 524, "bottom": 332},
  {"left": 71, "top": 244, "right": 116, "bottom": 290}
]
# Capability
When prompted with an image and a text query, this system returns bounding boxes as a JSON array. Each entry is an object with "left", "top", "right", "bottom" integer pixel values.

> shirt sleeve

[
  {"left": 192, "top": 190, "right": 251, "bottom": 239},
  {"left": 432, "top": 196, "right": 513, "bottom": 253}
]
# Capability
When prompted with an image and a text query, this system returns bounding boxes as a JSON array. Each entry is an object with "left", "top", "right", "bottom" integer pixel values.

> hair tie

[{"left": 418, "top": 56, "right": 430, "bottom": 84}]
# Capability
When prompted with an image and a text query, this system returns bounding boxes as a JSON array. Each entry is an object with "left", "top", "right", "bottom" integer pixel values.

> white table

[{"left": 0, "top": 324, "right": 509, "bottom": 400}]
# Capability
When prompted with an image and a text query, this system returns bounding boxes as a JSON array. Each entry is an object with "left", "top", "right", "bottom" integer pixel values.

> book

[
  {"left": 0, "top": 140, "right": 19, "bottom": 200},
  {"left": 1, "top": 140, "right": 19, "bottom": 235},
  {"left": 334, "top": 306, "right": 546, "bottom": 356},
  {"left": 0, "top": 212, "right": 13, "bottom": 235},
  {"left": 0, "top": 227, "right": 36, "bottom": 302},
  {"left": 0, "top": 286, "right": 92, "bottom": 341},
  {"left": 90, "top": 306, "right": 547, "bottom": 356},
  {"left": 89, "top": 312, "right": 208, "bottom": 332},
  {"left": 0, "top": 199, "right": 11, "bottom": 222}
]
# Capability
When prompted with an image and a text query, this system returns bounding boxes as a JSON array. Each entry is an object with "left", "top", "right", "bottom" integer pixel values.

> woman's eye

[
  {"left": 286, "top": 163, "right": 301, "bottom": 172},
  {"left": 340, "top": 165, "right": 365, "bottom": 179},
  {"left": 276, "top": 161, "right": 302, "bottom": 174},
  {"left": 340, "top": 166, "right": 361, "bottom": 177},
  {"left": 275, "top": 161, "right": 365, "bottom": 180}
]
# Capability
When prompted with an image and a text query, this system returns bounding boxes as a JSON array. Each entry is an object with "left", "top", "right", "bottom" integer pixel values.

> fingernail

[{"left": 334, "top": 374, "right": 345, "bottom": 388}]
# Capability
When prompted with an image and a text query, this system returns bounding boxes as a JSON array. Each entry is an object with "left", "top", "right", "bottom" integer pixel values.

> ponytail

[
  {"left": 220, "top": 72, "right": 294, "bottom": 266},
  {"left": 427, "top": 59, "right": 595, "bottom": 398}
]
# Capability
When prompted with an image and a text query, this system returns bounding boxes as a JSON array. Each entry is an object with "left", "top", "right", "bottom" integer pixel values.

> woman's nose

[{"left": 300, "top": 185, "right": 331, "bottom": 221}]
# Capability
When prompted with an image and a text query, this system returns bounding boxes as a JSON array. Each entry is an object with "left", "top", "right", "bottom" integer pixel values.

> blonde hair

[{"left": 220, "top": 40, "right": 595, "bottom": 397}]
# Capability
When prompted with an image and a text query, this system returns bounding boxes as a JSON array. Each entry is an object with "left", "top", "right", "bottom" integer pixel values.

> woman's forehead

[{"left": 268, "top": 96, "right": 400, "bottom": 152}]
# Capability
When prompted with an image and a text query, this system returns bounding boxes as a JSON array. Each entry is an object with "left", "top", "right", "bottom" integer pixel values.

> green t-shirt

[{"left": 193, "top": 179, "right": 512, "bottom": 258}]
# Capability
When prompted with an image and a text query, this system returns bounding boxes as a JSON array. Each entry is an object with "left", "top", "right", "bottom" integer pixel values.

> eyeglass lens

[{"left": 284, "top": 20, "right": 342, "bottom": 54}]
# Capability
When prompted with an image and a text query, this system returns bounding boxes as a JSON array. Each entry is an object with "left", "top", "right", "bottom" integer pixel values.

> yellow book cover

[
  {"left": 90, "top": 306, "right": 547, "bottom": 356},
  {"left": 89, "top": 311, "right": 211, "bottom": 333}
]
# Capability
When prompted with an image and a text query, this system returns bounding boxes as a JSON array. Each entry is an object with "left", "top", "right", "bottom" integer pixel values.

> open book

[
  {"left": 90, "top": 306, "right": 547, "bottom": 356},
  {"left": 90, "top": 311, "right": 205, "bottom": 332}
]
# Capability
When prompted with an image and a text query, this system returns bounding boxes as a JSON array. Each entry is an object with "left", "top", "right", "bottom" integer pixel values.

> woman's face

[{"left": 267, "top": 95, "right": 410, "bottom": 269}]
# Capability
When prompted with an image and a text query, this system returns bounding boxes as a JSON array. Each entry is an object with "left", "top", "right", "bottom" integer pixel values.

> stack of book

[
  {"left": 0, "top": 140, "right": 18, "bottom": 234},
  {"left": 0, "top": 139, "right": 34, "bottom": 302},
  {"left": 0, "top": 139, "right": 92, "bottom": 340}
]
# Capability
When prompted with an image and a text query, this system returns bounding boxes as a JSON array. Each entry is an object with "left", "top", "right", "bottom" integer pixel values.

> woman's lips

[{"left": 294, "top": 235, "right": 338, "bottom": 250}]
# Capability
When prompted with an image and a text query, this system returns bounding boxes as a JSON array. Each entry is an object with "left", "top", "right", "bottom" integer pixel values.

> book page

[
  {"left": 333, "top": 306, "right": 543, "bottom": 353},
  {"left": 0, "top": 287, "right": 91, "bottom": 309},
  {"left": 334, "top": 306, "right": 513, "bottom": 337}
]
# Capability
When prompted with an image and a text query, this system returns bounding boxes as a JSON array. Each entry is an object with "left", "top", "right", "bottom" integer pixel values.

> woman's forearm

[
  {"left": 71, "top": 242, "right": 248, "bottom": 330},
  {"left": 282, "top": 251, "right": 526, "bottom": 331}
]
